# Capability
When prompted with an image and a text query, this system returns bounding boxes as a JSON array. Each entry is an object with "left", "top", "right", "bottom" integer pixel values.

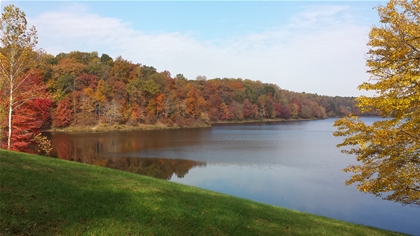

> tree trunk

[{"left": 7, "top": 84, "right": 12, "bottom": 149}]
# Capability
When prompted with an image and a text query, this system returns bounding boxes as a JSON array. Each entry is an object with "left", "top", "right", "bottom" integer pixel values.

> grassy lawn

[{"left": 0, "top": 149, "right": 403, "bottom": 235}]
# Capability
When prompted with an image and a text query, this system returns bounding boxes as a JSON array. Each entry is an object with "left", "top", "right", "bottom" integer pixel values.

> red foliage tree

[
  {"left": 1, "top": 70, "right": 53, "bottom": 151},
  {"left": 75, "top": 73, "right": 98, "bottom": 91},
  {"left": 274, "top": 103, "right": 282, "bottom": 117},
  {"left": 5, "top": 97, "right": 52, "bottom": 152},
  {"left": 53, "top": 98, "right": 74, "bottom": 128},
  {"left": 243, "top": 99, "right": 252, "bottom": 119},
  {"left": 279, "top": 105, "right": 292, "bottom": 119},
  {"left": 251, "top": 104, "right": 259, "bottom": 119}
]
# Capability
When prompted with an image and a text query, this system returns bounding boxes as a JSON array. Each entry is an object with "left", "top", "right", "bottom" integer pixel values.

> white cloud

[
  {"left": 290, "top": 5, "right": 351, "bottom": 28},
  {"left": 29, "top": 3, "right": 371, "bottom": 96}
]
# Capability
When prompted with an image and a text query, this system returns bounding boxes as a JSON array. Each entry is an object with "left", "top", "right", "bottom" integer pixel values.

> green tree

[
  {"left": 334, "top": 0, "right": 420, "bottom": 205},
  {"left": 141, "top": 79, "right": 160, "bottom": 98}
]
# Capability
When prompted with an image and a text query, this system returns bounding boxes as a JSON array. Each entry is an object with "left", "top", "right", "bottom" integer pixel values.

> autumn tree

[
  {"left": 51, "top": 58, "right": 87, "bottom": 101},
  {"left": 334, "top": 0, "right": 420, "bottom": 205},
  {"left": 2, "top": 70, "right": 52, "bottom": 151},
  {"left": 0, "top": 4, "right": 46, "bottom": 150},
  {"left": 9, "top": 91, "right": 52, "bottom": 152},
  {"left": 109, "top": 56, "right": 138, "bottom": 83},
  {"left": 53, "top": 97, "right": 73, "bottom": 127},
  {"left": 155, "top": 93, "right": 166, "bottom": 120},
  {"left": 243, "top": 99, "right": 252, "bottom": 119},
  {"left": 279, "top": 104, "right": 291, "bottom": 119}
]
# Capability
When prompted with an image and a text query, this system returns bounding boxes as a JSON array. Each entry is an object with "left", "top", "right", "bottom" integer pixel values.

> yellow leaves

[
  {"left": 83, "top": 86, "right": 106, "bottom": 103},
  {"left": 84, "top": 87, "right": 94, "bottom": 97},
  {"left": 337, "top": 112, "right": 420, "bottom": 204},
  {"left": 336, "top": 11, "right": 420, "bottom": 200},
  {"left": 94, "top": 89, "right": 106, "bottom": 103},
  {"left": 0, "top": 52, "right": 10, "bottom": 74},
  {"left": 1, "top": 5, "right": 38, "bottom": 48},
  {"left": 343, "top": 165, "right": 362, "bottom": 174}
]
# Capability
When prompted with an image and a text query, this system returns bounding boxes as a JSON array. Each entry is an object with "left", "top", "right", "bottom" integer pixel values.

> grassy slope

[{"left": 0, "top": 150, "right": 403, "bottom": 236}]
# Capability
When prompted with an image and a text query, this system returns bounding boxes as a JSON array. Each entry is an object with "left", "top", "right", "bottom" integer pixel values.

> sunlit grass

[{"left": 0, "top": 149, "right": 404, "bottom": 235}]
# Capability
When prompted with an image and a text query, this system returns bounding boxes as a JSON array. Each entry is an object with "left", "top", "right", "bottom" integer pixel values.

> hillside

[{"left": 0, "top": 149, "right": 401, "bottom": 235}]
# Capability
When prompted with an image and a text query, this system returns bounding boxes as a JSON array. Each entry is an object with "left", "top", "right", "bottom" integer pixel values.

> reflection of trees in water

[
  {"left": 48, "top": 130, "right": 208, "bottom": 180},
  {"left": 53, "top": 140, "right": 205, "bottom": 180},
  {"left": 113, "top": 156, "right": 204, "bottom": 180},
  {"left": 49, "top": 128, "right": 209, "bottom": 158},
  {"left": 110, "top": 157, "right": 206, "bottom": 180}
]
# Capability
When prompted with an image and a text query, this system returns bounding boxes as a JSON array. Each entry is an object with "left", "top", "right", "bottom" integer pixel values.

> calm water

[{"left": 47, "top": 118, "right": 420, "bottom": 235}]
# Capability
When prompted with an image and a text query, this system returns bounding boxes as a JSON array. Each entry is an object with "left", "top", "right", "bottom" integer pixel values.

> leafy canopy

[{"left": 334, "top": 0, "right": 420, "bottom": 205}]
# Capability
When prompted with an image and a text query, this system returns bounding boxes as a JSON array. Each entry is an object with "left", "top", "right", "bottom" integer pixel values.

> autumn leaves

[
  {"left": 334, "top": 0, "right": 420, "bottom": 205},
  {"left": 0, "top": 5, "right": 52, "bottom": 152}
]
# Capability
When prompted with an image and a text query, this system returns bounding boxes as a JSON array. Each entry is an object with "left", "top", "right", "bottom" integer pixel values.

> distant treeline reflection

[
  {"left": 58, "top": 154, "right": 205, "bottom": 180},
  {"left": 50, "top": 136, "right": 205, "bottom": 180}
]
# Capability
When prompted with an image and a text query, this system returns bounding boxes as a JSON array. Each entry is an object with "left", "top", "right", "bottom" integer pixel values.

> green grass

[{"left": 0, "top": 150, "right": 404, "bottom": 236}]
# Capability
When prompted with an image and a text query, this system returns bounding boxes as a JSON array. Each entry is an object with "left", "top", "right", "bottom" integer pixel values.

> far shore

[
  {"left": 211, "top": 117, "right": 321, "bottom": 125},
  {"left": 43, "top": 117, "right": 329, "bottom": 133}
]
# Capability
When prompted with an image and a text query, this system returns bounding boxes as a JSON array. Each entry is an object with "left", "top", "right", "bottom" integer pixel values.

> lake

[{"left": 46, "top": 118, "right": 420, "bottom": 235}]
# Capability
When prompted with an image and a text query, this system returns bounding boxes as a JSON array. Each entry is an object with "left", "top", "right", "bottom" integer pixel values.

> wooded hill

[
  {"left": 37, "top": 51, "right": 369, "bottom": 129},
  {"left": 3, "top": 49, "right": 374, "bottom": 152}
]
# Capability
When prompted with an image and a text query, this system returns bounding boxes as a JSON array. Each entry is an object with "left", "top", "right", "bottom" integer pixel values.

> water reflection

[
  {"left": 63, "top": 154, "right": 205, "bottom": 180},
  {"left": 48, "top": 128, "right": 212, "bottom": 158},
  {"left": 45, "top": 119, "right": 420, "bottom": 235},
  {"left": 47, "top": 130, "right": 208, "bottom": 180}
]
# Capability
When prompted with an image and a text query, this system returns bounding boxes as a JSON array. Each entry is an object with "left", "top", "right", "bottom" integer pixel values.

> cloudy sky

[{"left": 2, "top": 1, "right": 384, "bottom": 96}]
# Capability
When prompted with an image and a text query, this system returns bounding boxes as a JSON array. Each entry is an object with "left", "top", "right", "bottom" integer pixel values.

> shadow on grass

[{"left": 0, "top": 150, "right": 401, "bottom": 236}]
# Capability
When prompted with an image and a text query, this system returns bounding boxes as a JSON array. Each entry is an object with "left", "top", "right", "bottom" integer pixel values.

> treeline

[
  {"left": 34, "top": 51, "right": 371, "bottom": 129},
  {"left": 1, "top": 4, "right": 371, "bottom": 153}
]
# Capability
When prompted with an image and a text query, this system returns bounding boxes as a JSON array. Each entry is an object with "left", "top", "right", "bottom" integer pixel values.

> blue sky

[{"left": 1, "top": 1, "right": 385, "bottom": 96}]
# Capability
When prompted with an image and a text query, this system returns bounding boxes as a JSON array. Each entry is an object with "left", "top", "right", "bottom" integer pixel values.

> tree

[
  {"left": 109, "top": 56, "right": 138, "bottom": 83},
  {"left": 243, "top": 99, "right": 252, "bottom": 119},
  {"left": 334, "top": 0, "right": 420, "bottom": 205},
  {"left": 155, "top": 93, "right": 166, "bottom": 119},
  {"left": 0, "top": 5, "right": 38, "bottom": 149},
  {"left": 53, "top": 98, "right": 73, "bottom": 128},
  {"left": 2, "top": 72, "right": 52, "bottom": 151},
  {"left": 7, "top": 95, "right": 52, "bottom": 152},
  {"left": 0, "top": 5, "right": 49, "bottom": 150},
  {"left": 51, "top": 58, "right": 87, "bottom": 102},
  {"left": 279, "top": 104, "right": 291, "bottom": 119}
]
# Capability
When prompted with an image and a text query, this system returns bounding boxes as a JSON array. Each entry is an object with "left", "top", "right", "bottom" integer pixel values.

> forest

[
  {"left": 0, "top": 2, "right": 376, "bottom": 154},
  {"left": 45, "top": 51, "right": 367, "bottom": 125},
  {"left": 2, "top": 49, "right": 375, "bottom": 153}
]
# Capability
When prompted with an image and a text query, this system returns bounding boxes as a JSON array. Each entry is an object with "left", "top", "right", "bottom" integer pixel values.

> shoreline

[
  {"left": 44, "top": 122, "right": 212, "bottom": 133},
  {"left": 43, "top": 117, "right": 329, "bottom": 133},
  {"left": 210, "top": 117, "right": 321, "bottom": 125}
]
